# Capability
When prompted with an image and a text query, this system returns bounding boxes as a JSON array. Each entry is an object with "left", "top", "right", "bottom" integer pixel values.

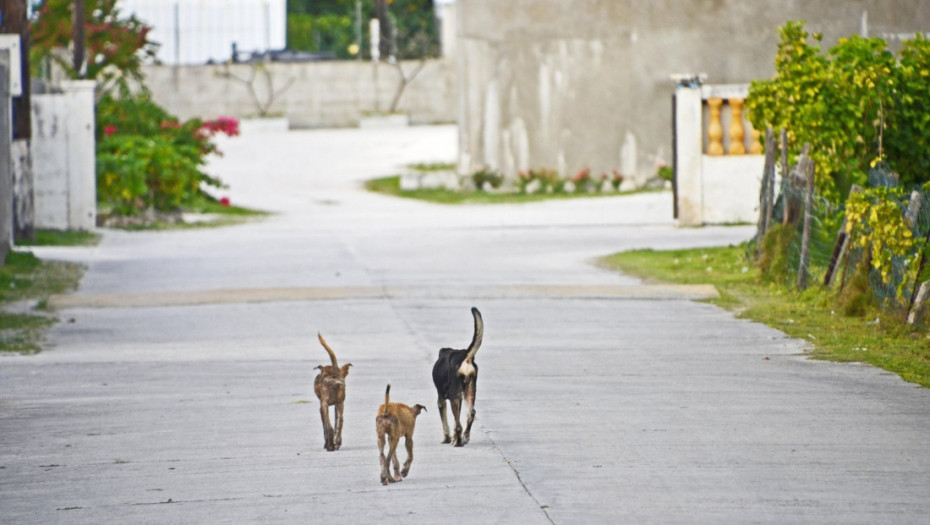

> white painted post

[
  {"left": 672, "top": 75, "right": 705, "bottom": 226},
  {"left": 60, "top": 81, "right": 96, "bottom": 231},
  {"left": 0, "top": 50, "right": 11, "bottom": 259}
]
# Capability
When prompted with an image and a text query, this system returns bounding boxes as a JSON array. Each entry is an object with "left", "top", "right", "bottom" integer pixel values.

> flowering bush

[
  {"left": 472, "top": 169, "right": 504, "bottom": 190},
  {"left": 95, "top": 94, "right": 239, "bottom": 216},
  {"left": 604, "top": 169, "right": 625, "bottom": 190},
  {"left": 570, "top": 167, "right": 592, "bottom": 192},
  {"left": 30, "top": 0, "right": 158, "bottom": 96}
]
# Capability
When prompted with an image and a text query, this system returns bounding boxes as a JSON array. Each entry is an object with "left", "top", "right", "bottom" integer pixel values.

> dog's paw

[
  {"left": 393, "top": 475, "right": 403, "bottom": 483},
  {"left": 441, "top": 436, "right": 452, "bottom": 444}
]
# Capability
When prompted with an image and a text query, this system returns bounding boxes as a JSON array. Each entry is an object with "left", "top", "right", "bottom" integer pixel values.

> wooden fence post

[
  {"left": 784, "top": 143, "right": 810, "bottom": 226},
  {"left": 824, "top": 185, "right": 863, "bottom": 287},
  {"left": 754, "top": 128, "right": 777, "bottom": 258},
  {"left": 797, "top": 150, "right": 815, "bottom": 290},
  {"left": 906, "top": 191, "right": 930, "bottom": 322}
]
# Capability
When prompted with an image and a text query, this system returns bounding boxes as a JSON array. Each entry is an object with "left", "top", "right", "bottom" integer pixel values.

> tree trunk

[
  {"left": 375, "top": 0, "right": 392, "bottom": 61},
  {"left": 73, "top": 0, "right": 86, "bottom": 77}
]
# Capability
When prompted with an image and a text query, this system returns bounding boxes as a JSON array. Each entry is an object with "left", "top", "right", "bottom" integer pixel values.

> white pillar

[
  {"left": 61, "top": 80, "right": 97, "bottom": 231},
  {"left": 673, "top": 76, "right": 705, "bottom": 226}
]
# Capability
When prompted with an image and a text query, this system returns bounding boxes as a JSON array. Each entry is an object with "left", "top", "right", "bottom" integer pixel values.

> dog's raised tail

[
  {"left": 317, "top": 332, "right": 339, "bottom": 369},
  {"left": 464, "top": 307, "right": 484, "bottom": 363},
  {"left": 383, "top": 383, "right": 391, "bottom": 416}
]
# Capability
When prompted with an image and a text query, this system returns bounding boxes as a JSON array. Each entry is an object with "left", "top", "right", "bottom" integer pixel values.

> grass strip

[
  {"left": 598, "top": 244, "right": 930, "bottom": 388},
  {"left": 1, "top": 250, "right": 85, "bottom": 353},
  {"left": 364, "top": 175, "right": 654, "bottom": 205}
]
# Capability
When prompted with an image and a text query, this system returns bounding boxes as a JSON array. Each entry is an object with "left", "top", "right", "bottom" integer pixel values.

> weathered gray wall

[
  {"left": 457, "top": 0, "right": 930, "bottom": 183},
  {"left": 143, "top": 59, "right": 457, "bottom": 128}
]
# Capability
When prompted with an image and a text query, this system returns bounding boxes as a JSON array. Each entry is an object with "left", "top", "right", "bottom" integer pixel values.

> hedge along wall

[{"left": 142, "top": 58, "right": 456, "bottom": 128}]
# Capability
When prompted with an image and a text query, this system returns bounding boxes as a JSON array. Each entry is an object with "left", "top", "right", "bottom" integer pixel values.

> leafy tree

[
  {"left": 886, "top": 36, "right": 930, "bottom": 186},
  {"left": 747, "top": 22, "right": 930, "bottom": 200},
  {"left": 30, "top": 0, "right": 158, "bottom": 95},
  {"left": 285, "top": 0, "right": 438, "bottom": 60}
]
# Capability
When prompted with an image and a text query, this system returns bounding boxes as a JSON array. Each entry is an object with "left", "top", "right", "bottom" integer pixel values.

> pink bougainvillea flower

[
  {"left": 201, "top": 117, "right": 240, "bottom": 137},
  {"left": 104, "top": 125, "right": 118, "bottom": 136},
  {"left": 219, "top": 197, "right": 231, "bottom": 207},
  {"left": 571, "top": 167, "right": 591, "bottom": 183}
]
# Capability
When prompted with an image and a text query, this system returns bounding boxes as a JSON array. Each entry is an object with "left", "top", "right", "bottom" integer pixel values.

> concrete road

[{"left": 3, "top": 125, "right": 929, "bottom": 524}]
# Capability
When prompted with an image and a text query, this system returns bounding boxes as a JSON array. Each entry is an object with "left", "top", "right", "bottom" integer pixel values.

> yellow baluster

[
  {"left": 749, "top": 128, "right": 763, "bottom": 155},
  {"left": 707, "top": 98, "right": 724, "bottom": 156},
  {"left": 728, "top": 98, "right": 746, "bottom": 155}
]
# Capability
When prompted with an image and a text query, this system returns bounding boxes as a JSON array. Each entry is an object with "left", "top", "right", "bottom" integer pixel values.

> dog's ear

[
  {"left": 314, "top": 365, "right": 323, "bottom": 371},
  {"left": 413, "top": 404, "right": 427, "bottom": 416},
  {"left": 340, "top": 363, "right": 352, "bottom": 376}
]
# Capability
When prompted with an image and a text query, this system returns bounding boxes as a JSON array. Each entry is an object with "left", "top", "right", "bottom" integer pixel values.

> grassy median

[
  {"left": 599, "top": 244, "right": 930, "bottom": 388},
  {"left": 0, "top": 231, "right": 95, "bottom": 353}
]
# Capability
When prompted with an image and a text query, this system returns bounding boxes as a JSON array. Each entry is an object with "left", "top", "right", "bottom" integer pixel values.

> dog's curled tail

[
  {"left": 317, "top": 332, "right": 339, "bottom": 369},
  {"left": 383, "top": 383, "right": 391, "bottom": 417},
  {"left": 464, "top": 307, "right": 484, "bottom": 363}
]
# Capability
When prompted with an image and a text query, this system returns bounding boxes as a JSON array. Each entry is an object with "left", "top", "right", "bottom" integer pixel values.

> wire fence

[{"left": 753, "top": 129, "right": 930, "bottom": 324}]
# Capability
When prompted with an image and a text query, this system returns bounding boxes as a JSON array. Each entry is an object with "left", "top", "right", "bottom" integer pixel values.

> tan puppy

[
  {"left": 314, "top": 333, "right": 352, "bottom": 451},
  {"left": 376, "top": 384, "right": 426, "bottom": 485}
]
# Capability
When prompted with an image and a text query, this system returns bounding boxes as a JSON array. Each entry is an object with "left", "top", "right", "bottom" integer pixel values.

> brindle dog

[
  {"left": 376, "top": 383, "right": 426, "bottom": 485},
  {"left": 314, "top": 333, "right": 352, "bottom": 451}
]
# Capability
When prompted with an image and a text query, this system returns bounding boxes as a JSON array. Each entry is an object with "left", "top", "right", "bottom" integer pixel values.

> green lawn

[
  {"left": 599, "top": 245, "right": 930, "bottom": 388},
  {"left": 364, "top": 175, "right": 655, "bottom": 205},
  {"left": 0, "top": 247, "right": 86, "bottom": 353}
]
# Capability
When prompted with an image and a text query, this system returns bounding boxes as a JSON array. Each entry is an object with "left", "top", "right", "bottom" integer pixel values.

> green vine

[{"left": 844, "top": 187, "right": 914, "bottom": 288}]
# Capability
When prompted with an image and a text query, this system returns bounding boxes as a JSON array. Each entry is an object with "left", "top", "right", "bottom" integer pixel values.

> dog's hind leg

[
  {"left": 319, "top": 402, "right": 335, "bottom": 451},
  {"left": 333, "top": 401, "right": 344, "bottom": 450},
  {"left": 388, "top": 435, "right": 403, "bottom": 482},
  {"left": 450, "top": 397, "right": 464, "bottom": 447},
  {"left": 401, "top": 434, "right": 415, "bottom": 477},
  {"left": 437, "top": 396, "right": 452, "bottom": 444},
  {"left": 378, "top": 430, "right": 390, "bottom": 484},
  {"left": 463, "top": 380, "right": 477, "bottom": 445}
]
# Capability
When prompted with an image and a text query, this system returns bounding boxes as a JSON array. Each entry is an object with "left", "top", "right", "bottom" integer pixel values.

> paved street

[{"left": 3, "top": 125, "right": 929, "bottom": 524}]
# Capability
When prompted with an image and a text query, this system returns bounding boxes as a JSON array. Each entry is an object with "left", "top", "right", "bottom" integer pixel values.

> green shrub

[
  {"left": 95, "top": 94, "right": 238, "bottom": 216},
  {"left": 758, "top": 223, "right": 796, "bottom": 284},
  {"left": 472, "top": 169, "right": 504, "bottom": 190},
  {"left": 747, "top": 22, "right": 930, "bottom": 201}
]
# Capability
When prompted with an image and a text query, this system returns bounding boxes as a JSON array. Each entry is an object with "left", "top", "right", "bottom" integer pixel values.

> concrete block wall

[{"left": 143, "top": 58, "right": 457, "bottom": 128}]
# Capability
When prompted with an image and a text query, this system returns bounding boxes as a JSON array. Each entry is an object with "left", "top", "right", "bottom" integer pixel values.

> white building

[{"left": 119, "top": 0, "right": 286, "bottom": 65}]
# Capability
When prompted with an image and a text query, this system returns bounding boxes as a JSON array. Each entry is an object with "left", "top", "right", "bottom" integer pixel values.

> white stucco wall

[
  {"left": 32, "top": 81, "right": 97, "bottom": 231},
  {"left": 119, "top": 0, "right": 287, "bottom": 65}
]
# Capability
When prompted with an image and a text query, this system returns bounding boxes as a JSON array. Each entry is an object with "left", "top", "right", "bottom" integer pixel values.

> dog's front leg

[
  {"left": 450, "top": 397, "right": 464, "bottom": 447},
  {"left": 437, "top": 396, "right": 452, "bottom": 444},
  {"left": 333, "top": 401, "right": 344, "bottom": 450},
  {"left": 319, "top": 402, "right": 335, "bottom": 451}
]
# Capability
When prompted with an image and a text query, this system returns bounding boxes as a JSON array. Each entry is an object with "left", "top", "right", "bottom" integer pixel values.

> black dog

[{"left": 431, "top": 307, "right": 483, "bottom": 446}]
